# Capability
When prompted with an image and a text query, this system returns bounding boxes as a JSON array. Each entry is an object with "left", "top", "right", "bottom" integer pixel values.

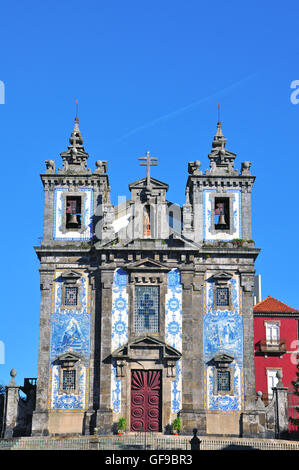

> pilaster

[
  {"left": 96, "top": 267, "right": 114, "bottom": 434},
  {"left": 31, "top": 267, "right": 54, "bottom": 436}
]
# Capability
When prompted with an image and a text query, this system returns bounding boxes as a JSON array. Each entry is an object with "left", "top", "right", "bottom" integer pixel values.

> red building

[{"left": 254, "top": 296, "right": 299, "bottom": 431}]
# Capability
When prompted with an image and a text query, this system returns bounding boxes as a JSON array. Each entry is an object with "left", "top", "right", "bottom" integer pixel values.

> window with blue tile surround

[
  {"left": 62, "top": 369, "right": 76, "bottom": 391},
  {"left": 217, "top": 370, "right": 230, "bottom": 392},
  {"left": 216, "top": 287, "right": 229, "bottom": 306},
  {"left": 64, "top": 287, "right": 78, "bottom": 306},
  {"left": 134, "top": 286, "right": 160, "bottom": 333}
]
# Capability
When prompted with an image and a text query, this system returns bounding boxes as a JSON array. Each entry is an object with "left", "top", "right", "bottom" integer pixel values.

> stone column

[
  {"left": 96, "top": 267, "right": 114, "bottom": 434},
  {"left": 31, "top": 267, "right": 54, "bottom": 436},
  {"left": 241, "top": 186, "right": 253, "bottom": 241},
  {"left": 180, "top": 269, "right": 206, "bottom": 434},
  {"left": 241, "top": 272, "right": 256, "bottom": 410},
  {"left": 42, "top": 184, "right": 54, "bottom": 244},
  {"left": 83, "top": 268, "right": 98, "bottom": 435},
  {"left": 273, "top": 371, "right": 289, "bottom": 438},
  {"left": 3, "top": 370, "right": 20, "bottom": 438}
]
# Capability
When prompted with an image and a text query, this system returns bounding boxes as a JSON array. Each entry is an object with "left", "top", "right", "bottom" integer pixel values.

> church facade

[{"left": 31, "top": 117, "right": 260, "bottom": 436}]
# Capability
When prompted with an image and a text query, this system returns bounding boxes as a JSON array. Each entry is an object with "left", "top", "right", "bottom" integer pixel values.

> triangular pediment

[
  {"left": 129, "top": 177, "right": 169, "bottom": 191},
  {"left": 111, "top": 335, "right": 181, "bottom": 361},
  {"left": 126, "top": 258, "right": 169, "bottom": 271},
  {"left": 60, "top": 270, "right": 81, "bottom": 280},
  {"left": 56, "top": 351, "right": 82, "bottom": 362},
  {"left": 212, "top": 271, "right": 233, "bottom": 281},
  {"left": 213, "top": 353, "right": 234, "bottom": 364}
]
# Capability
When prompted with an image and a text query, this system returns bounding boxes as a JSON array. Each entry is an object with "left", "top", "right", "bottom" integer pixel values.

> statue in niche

[{"left": 143, "top": 205, "right": 151, "bottom": 236}]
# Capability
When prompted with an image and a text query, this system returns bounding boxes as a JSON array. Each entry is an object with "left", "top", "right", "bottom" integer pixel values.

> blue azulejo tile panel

[
  {"left": 203, "top": 189, "right": 242, "bottom": 241},
  {"left": 111, "top": 359, "right": 121, "bottom": 413},
  {"left": 206, "top": 363, "right": 242, "bottom": 411},
  {"left": 55, "top": 276, "right": 88, "bottom": 314},
  {"left": 50, "top": 311, "right": 91, "bottom": 359},
  {"left": 49, "top": 272, "right": 90, "bottom": 410},
  {"left": 203, "top": 276, "right": 243, "bottom": 411},
  {"left": 112, "top": 268, "right": 128, "bottom": 350},
  {"left": 53, "top": 188, "right": 94, "bottom": 241},
  {"left": 50, "top": 364, "right": 88, "bottom": 410},
  {"left": 165, "top": 269, "right": 182, "bottom": 413},
  {"left": 111, "top": 268, "right": 128, "bottom": 414},
  {"left": 203, "top": 312, "right": 243, "bottom": 363},
  {"left": 50, "top": 274, "right": 90, "bottom": 360}
]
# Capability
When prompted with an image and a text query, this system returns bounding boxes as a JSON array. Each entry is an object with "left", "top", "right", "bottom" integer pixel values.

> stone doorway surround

[{"left": 111, "top": 336, "right": 181, "bottom": 432}]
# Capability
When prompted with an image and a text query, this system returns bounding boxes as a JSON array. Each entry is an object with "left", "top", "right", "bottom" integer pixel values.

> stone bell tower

[
  {"left": 32, "top": 116, "right": 113, "bottom": 435},
  {"left": 179, "top": 121, "right": 260, "bottom": 435}
]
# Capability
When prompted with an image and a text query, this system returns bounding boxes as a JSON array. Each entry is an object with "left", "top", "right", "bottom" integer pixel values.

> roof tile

[{"left": 253, "top": 296, "right": 299, "bottom": 314}]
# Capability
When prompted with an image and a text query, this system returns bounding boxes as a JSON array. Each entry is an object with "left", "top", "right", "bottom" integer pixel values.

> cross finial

[{"left": 138, "top": 151, "right": 158, "bottom": 188}]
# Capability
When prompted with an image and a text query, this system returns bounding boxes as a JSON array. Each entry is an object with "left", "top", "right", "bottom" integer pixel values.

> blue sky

[{"left": 0, "top": 0, "right": 299, "bottom": 385}]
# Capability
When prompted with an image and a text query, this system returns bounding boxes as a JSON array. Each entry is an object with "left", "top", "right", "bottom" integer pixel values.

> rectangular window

[
  {"left": 134, "top": 286, "right": 160, "bottom": 333},
  {"left": 64, "top": 287, "right": 78, "bottom": 306},
  {"left": 216, "top": 287, "right": 229, "bottom": 307},
  {"left": 214, "top": 197, "right": 230, "bottom": 230},
  {"left": 265, "top": 322, "right": 280, "bottom": 345},
  {"left": 62, "top": 369, "right": 76, "bottom": 392},
  {"left": 267, "top": 369, "right": 279, "bottom": 399},
  {"left": 217, "top": 370, "right": 230, "bottom": 392},
  {"left": 66, "top": 196, "right": 82, "bottom": 229}
]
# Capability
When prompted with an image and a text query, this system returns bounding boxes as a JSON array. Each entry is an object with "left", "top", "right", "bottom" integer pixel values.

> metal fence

[
  {"left": 288, "top": 391, "right": 299, "bottom": 432},
  {"left": 1, "top": 434, "right": 299, "bottom": 451}
]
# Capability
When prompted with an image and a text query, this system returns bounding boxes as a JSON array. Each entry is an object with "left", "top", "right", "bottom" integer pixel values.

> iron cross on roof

[{"left": 138, "top": 151, "right": 158, "bottom": 188}]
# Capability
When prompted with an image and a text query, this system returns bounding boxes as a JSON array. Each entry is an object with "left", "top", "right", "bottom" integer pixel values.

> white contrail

[{"left": 116, "top": 72, "right": 258, "bottom": 142}]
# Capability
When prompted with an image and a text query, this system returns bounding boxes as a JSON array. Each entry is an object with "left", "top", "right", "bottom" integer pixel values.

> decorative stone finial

[
  {"left": 241, "top": 161, "right": 251, "bottom": 175},
  {"left": 94, "top": 160, "right": 108, "bottom": 175},
  {"left": 256, "top": 391, "right": 266, "bottom": 410},
  {"left": 206, "top": 121, "right": 238, "bottom": 175},
  {"left": 212, "top": 122, "right": 227, "bottom": 149},
  {"left": 276, "top": 370, "right": 284, "bottom": 387},
  {"left": 59, "top": 116, "right": 90, "bottom": 173},
  {"left": 188, "top": 161, "right": 202, "bottom": 175},
  {"left": 45, "top": 160, "right": 55, "bottom": 174},
  {"left": 8, "top": 368, "right": 17, "bottom": 386}
]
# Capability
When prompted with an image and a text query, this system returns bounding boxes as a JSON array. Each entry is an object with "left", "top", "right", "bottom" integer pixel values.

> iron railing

[
  {"left": 255, "top": 339, "right": 286, "bottom": 354},
  {"left": 1, "top": 434, "right": 299, "bottom": 451}
]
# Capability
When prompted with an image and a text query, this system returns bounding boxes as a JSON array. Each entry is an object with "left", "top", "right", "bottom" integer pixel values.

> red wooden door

[{"left": 130, "top": 370, "right": 161, "bottom": 432}]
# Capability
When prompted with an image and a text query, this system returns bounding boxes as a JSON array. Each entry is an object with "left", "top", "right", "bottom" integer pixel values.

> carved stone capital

[{"left": 240, "top": 273, "right": 255, "bottom": 292}]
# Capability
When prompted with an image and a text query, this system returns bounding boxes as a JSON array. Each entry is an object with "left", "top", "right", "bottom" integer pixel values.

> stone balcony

[{"left": 255, "top": 339, "right": 287, "bottom": 356}]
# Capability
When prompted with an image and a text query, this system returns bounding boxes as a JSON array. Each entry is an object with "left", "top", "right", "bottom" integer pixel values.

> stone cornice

[
  {"left": 40, "top": 173, "right": 109, "bottom": 190},
  {"left": 187, "top": 174, "right": 256, "bottom": 190}
]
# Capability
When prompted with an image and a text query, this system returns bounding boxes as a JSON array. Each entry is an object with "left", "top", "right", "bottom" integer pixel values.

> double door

[{"left": 130, "top": 370, "right": 162, "bottom": 432}]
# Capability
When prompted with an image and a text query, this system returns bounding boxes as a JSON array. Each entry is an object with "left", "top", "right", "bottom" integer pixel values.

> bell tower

[
  {"left": 180, "top": 120, "right": 260, "bottom": 435},
  {"left": 183, "top": 121, "right": 255, "bottom": 244},
  {"left": 32, "top": 116, "right": 112, "bottom": 435}
]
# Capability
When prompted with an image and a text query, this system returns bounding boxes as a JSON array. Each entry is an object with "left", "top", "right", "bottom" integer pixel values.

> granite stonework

[{"left": 25, "top": 118, "right": 288, "bottom": 438}]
